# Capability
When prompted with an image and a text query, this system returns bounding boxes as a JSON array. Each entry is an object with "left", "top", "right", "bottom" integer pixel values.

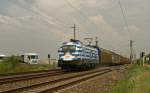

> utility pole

[
  {"left": 130, "top": 40, "right": 134, "bottom": 64},
  {"left": 71, "top": 24, "right": 76, "bottom": 40},
  {"left": 95, "top": 37, "right": 98, "bottom": 47},
  {"left": 48, "top": 54, "right": 51, "bottom": 64},
  {"left": 140, "top": 52, "right": 145, "bottom": 66}
]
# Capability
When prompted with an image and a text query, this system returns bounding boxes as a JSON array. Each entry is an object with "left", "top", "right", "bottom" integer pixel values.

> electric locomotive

[
  {"left": 58, "top": 39, "right": 129, "bottom": 70},
  {"left": 58, "top": 39, "right": 100, "bottom": 70}
]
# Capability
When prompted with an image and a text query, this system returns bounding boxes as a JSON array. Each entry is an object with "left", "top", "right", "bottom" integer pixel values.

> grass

[
  {"left": 110, "top": 65, "right": 150, "bottom": 93},
  {"left": 0, "top": 56, "right": 54, "bottom": 75}
]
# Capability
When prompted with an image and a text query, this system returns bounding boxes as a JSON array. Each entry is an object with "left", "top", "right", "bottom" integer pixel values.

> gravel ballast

[{"left": 57, "top": 66, "right": 129, "bottom": 93}]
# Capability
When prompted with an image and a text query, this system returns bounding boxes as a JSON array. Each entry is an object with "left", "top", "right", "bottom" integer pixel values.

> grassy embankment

[
  {"left": 110, "top": 65, "right": 150, "bottom": 93},
  {"left": 0, "top": 56, "right": 53, "bottom": 74}
]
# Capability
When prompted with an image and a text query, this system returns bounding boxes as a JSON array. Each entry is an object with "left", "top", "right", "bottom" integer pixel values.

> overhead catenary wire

[
  {"left": 118, "top": 0, "right": 130, "bottom": 36},
  {"left": 8, "top": 0, "right": 69, "bottom": 28},
  {"left": 63, "top": 0, "right": 91, "bottom": 30},
  {"left": 118, "top": 0, "right": 135, "bottom": 61},
  {"left": 8, "top": 0, "right": 74, "bottom": 39},
  {"left": 64, "top": 0, "right": 88, "bottom": 20},
  {"left": 64, "top": 0, "right": 99, "bottom": 31}
]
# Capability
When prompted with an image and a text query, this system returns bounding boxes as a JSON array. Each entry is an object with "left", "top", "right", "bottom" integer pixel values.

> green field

[
  {"left": 0, "top": 56, "right": 53, "bottom": 74},
  {"left": 110, "top": 65, "right": 150, "bottom": 93}
]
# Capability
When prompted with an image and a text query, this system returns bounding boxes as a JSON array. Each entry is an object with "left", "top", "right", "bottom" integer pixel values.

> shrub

[{"left": 0, "top": 55, "right": 20, "bottom": 73}]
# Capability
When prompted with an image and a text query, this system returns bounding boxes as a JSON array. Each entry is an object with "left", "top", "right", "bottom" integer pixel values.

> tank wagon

[{"left": 58, "top": 40, "right": 129, "bottom": 70}]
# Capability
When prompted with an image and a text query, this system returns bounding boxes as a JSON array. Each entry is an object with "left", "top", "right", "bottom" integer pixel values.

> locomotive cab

[{"left": 60, "top": 45, "right": 78, "bottom": 61}]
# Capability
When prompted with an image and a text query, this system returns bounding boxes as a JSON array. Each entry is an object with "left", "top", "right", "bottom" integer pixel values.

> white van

[
  {"left": 0, "top": 54, "right": 6, "bottom": 62},
  {"left": 21, "top": 53, "right": 39, "bottom": 64}
]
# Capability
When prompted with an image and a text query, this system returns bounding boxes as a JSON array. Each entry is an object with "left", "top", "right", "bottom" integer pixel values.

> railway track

[
  {"left": 38, "top": 69, "right": 111, "bottom": 93},
  {"left": 0, "top": 69, "right": 63, "bottom": 84},
  {"left": 0, "top": 69, "right": 66, "bottom": 93},
  {"left": 0, "top": 69, "right": 59, "bottom": 77},
  {"left": 0, "top": 68, "right": 112, "bottom": 93}
]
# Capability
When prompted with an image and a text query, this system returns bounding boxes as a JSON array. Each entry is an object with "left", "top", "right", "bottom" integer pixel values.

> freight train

[{"left": 58, "top": 39, "right": 129, "bottom": 70}]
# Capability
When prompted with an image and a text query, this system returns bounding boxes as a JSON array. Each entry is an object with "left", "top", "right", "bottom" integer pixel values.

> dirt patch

[{"left": 58, "top": 66, "right": 129, "bottom": 93}]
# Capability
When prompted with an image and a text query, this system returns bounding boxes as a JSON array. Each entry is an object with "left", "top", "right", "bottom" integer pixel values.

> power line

[
  {"left": 118, "top": 0, "right": 130, "bottom": 35},
  {"left": 64, "top": 0, "right": 99, "bottom": 32},
  {"left": 118, "top": 0, "right": 135, "bottom": 60},
  {"left": 64, "top": 0, "right": 88, "bottom": 19},
  {"left": 8, "top": 0, "right": 69, "bottom": 28}
]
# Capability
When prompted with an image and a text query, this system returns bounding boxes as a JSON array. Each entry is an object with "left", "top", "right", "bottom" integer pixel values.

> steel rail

[
  {"left": 0, "top": 69, "right": 63, "bottom": 84},
  {"left": 40, "top": 70, "right": 111, "bottom": 93},
  {"left": 2, "top": 68, "right": 111, "bottom": 93}
]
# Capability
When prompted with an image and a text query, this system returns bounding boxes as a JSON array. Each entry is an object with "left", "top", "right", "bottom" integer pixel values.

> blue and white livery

[{"left": 58, "top": 39, "right": 100, "bottom": 70}]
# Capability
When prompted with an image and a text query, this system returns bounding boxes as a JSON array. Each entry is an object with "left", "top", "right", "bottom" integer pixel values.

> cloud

[
  {"left": 0, "top": 0, "right": 150, "bottom": 58},
  {"left": 65, "top": 0, "right": 113, "bottom": 9},
  {"left": 88, "top": 15, "right": 106, "bottom": 25},
  {"left": 0, "top": 15, "right": 19, "bottom": 24},
  {"left": 129, "top": 25, "right": 141, "bottom": 33},
  {"left": 87, "top": 15, "right": 133, "bottom": 57}
]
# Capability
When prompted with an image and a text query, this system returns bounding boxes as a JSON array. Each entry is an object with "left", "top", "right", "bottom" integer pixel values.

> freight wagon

[{"left": 100, "top": 48, "right": 129, "bottom": 65}]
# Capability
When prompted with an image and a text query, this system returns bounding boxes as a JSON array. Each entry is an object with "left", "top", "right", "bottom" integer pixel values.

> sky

[{"left": 0, "top": 0, "right": 150, "bottom": 59}]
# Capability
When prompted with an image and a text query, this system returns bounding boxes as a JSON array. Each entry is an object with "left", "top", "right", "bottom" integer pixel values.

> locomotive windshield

[{"left": 62, "top": 45, "right": 76, "bottom": 52}]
